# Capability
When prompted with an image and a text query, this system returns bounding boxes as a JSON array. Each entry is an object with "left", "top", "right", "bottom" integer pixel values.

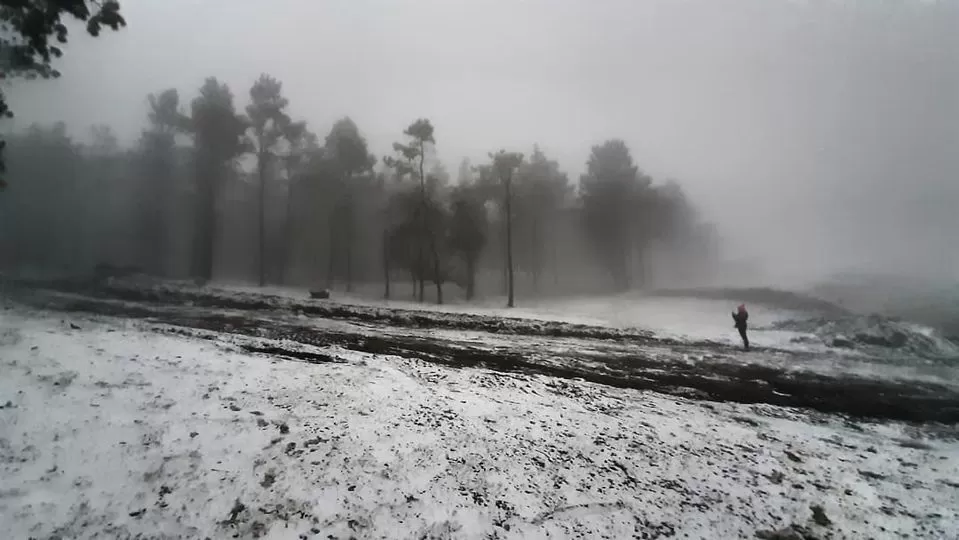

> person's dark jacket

[{"left": 732, "top": 310, "right": 748, "bottom": 330}]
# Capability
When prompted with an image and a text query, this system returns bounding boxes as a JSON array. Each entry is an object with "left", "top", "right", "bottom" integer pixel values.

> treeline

[{"left": 0, "top": 74, "right": 719, "bottom": 305}]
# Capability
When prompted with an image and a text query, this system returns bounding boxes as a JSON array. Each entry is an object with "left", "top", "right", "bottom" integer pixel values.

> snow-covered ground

[
  {"left": 2, "top": 307, "right": 958, "bottom": 539},
  {"left": 339, "top": 290, "right": 959, "bottom": 360},
  {"left": 44, "top": 274, "right": 959, "bottom": 360}
]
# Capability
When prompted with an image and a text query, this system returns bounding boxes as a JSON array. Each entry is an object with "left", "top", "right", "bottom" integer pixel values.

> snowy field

[
  {"left": 2, "top": 304, "right": 959, "bottom": 539},
  {"left": 213, "top": 282, "right": 959, "bottom": 358},
  {"left": 218, "top": 283, "right": 811, "bottom": 349}
]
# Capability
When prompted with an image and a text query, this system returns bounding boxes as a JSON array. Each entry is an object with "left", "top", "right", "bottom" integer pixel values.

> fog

[{"left": 3, "top": 0, "right": 958, "bottom": 290}]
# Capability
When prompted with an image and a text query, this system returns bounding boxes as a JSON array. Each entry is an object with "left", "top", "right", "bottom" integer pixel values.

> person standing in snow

[{"left": 732, "top": 304, "right": 749, "bottom": 351}]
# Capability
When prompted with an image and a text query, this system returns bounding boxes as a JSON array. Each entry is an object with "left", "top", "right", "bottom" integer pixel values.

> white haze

[{"left": 4, "top": 0, "right": 958, "bottom": 286}]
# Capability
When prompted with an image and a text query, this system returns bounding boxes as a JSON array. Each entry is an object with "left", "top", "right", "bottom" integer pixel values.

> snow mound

[{"left": 773, "top": 314, "right": 959, "bottom": 361}]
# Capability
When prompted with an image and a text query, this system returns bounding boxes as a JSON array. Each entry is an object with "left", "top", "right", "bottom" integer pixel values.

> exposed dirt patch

[{"left": 239, "top": 345, "right": 343, "bottom": 364}]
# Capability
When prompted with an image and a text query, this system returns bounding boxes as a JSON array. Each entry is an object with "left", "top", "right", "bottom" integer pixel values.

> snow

[
  {"left": 2, "top": 307, "right": 958, "bottom": 539},
  {"left": 210, "top": 282, "right": 866, "bottom": 353},
  {"left": 74, "top": 276, "right": 959, "bottom": 361}
]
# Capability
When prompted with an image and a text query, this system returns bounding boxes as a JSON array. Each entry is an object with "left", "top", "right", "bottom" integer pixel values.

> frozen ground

[
  {"left": 3, "top": 277, "right": 959, "bottom": 539},
  {"left": 5, "top": 277, "right": 959, "bottom": 421},
  {"left": 129, "top": 279, "right": 959, "bottom": 357},
  {"left": 2, "top": 308, "right": 959, "bottom": 539}
]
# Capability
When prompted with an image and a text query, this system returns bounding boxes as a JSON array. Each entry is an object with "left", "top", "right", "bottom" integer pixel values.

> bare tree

[{"left": 491, "top": 150, "right": 524, "bottom": 308}]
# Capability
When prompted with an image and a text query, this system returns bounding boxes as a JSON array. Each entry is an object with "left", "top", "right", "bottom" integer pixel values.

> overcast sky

[{"left": 4, "top": 0, "right": 958, "bottom": 284}]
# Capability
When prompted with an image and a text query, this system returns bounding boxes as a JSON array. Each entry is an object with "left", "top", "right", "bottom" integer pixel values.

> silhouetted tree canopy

[
  {"left": 580, "top": 139, "right": 653, "bottom": 290},
  {"left": 0, "top": 69, "right": 718, "bottom": 304},
  {"left": 247, "top": 73, "right": 293, "bottom": 286}
]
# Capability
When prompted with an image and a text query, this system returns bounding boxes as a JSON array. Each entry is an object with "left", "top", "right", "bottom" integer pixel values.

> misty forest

[
  {"left": 0, "top": 79, "right": 718, "bottom": 306},
  {"left": 2, "top": 1, "right": 959, "bottom": 539}
]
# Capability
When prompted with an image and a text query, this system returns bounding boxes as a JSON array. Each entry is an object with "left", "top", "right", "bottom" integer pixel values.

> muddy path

[
  {"left": 6, "top": 277, "right": 719, "bottom": 345},
  {"left": 8, "top": 283, "right": 959, "bottom": 424}
]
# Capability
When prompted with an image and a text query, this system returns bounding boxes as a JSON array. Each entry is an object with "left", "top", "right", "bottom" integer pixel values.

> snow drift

[{"left": 772, "top": 314, "right": 959, "bottom": 361}]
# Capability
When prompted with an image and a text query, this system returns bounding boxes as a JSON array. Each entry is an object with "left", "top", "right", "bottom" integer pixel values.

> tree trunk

[
  {"left": 466, "top": 255, "right": 476, "bottom": 301},
  {"left": 282, "top": 172, "right": 295, "bottom": 285},
  {"left": 635, "top": 245, "right": 646, "bottom": 290},
  {"left": 326, "top": 214, "right": 336, "bottom": 290},
  {"left": 531, "top": 219, "right": 542, "bottom": 294},
  {"left": 346, "top": 240, "right": 353, "bottom": 293},
  {"left": 425, "top": 203, "right": 444, "bottom": 304},
  {"left": 417, "top": 246, "right": 425, "bottom": 303},
  {"left": 142, "top": 165, "right": 169, "bottom": 277},
  {"left": 192, "top": 166, "right": 216, "bottom": 284},
  {"left": 551, "top": 229, "right": 559, "bottom": 288},
  {"left": 257, "top": 151, "right": 267, "bottom": 287},
  {"left": 505, "top": 175, "right": 515, "bottom": 308},
  {"left": 341, "top": 173, "right": 354, "bottom": 293},
  {"left": 430, "top": 231, "right": 443, "bottom": 305},
  {"left": 616, "top": 246, "right": 630, "bottom": 291},
  {"left": 410, "top": 267, "right": 418, "bottom": 300},
  {"left": 415, "top": 143, "right": 443, "bottom": 305},
  {"left": 201, "top": 202, "right": 214, "bottom": 283},
  {"left": 382, "top": 230, "right": 391, "bottom": 299},
  {"left": 503, "top": 256, "right": 508, "bottom": 296}
]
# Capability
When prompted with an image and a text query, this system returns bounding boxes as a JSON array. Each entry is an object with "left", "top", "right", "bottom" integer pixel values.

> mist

[
  {"left": 2, "top": 0, "right": 957, "bottom": 293},
  {"left": 6, "top": 3, "right": 959, "bottom": 533}
]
